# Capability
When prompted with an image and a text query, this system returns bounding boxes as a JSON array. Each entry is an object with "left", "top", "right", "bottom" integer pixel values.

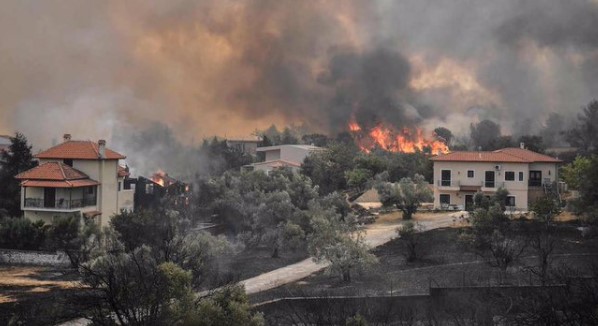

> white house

[
  {"left": 15, "top": 134, "right": 134, "bottom": 227},
  {"left": 430, "top": 146, "right": 562, "bottom": 211},
  {"left": 244, "top": 144, "right": 323, "bottom": 174}
]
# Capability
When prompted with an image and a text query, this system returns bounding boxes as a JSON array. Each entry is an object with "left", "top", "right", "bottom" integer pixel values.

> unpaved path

[{"left": 240, "top": 212, "right": 464, "bottom": 294}]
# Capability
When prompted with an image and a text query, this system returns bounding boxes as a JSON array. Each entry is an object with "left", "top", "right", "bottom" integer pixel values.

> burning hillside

[{"left": 348, "top": 120, "right": 448, "bottom": 154}]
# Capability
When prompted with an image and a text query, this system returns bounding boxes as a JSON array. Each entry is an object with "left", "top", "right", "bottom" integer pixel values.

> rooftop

[
  {"left": 36, "top": 139, "right": 125, "bottom": 160},
  {"left": 15, "top": 162, "right": 100, "bottom": 188},
  {"left": 256, "top": 144, "right": 323, "bottom": 152},
  {"left": 430, "top": 147, "right": 562, "bottom": 163}
]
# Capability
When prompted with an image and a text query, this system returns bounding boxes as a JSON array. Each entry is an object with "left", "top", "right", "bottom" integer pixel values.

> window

[
  {"left": 505, "top": 171, "right": 515, "bottom": 181},
  {"left": 145, "top": 184, "right": 154, "bottom": 194},
  {"left": 529, "top": 170, "right": 542, "bottom": 187},
  {"left": 86, "top": 186, "right": 94, "bottom": 195},
  {"left": 118, "top": 182, "right": 121, "bottom": 192},
  {"left": 63, "top": 159, "right": 73, "bottom": 167},
  {"left": 518, "top": 172, "right": 524, "bottom": 181},
  {"left": 441, "top": 170, "right": 451, "bottom": 186},
  {"left": 440, "top": 194, "right": 450, "bottom": 205},
  {"left": 506, "top": 196, "right": 516, "bottom": 207},
  {"left": 467, "top": 170, "right": 474, "bottom": 178}
]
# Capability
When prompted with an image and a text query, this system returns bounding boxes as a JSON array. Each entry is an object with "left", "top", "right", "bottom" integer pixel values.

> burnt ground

[{"left": 250, "top": 222, "right": 598, "bottom": 304}]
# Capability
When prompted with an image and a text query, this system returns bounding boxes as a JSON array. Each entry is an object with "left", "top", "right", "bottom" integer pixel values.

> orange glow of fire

[
  {"left": 349, "top": 122, "right": 449, "bottom": 154},
  {"left": 152, "top": 169, "right": 167, "bottom": 187}
]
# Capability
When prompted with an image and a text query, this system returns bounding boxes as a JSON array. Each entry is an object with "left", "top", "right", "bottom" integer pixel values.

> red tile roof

[
  {"left": 15, "top": 162, "right": 100, "bottom": 188},
  {"left": 494, "top": 148, "right": 562, "bottom": 163},
  {"left": 15, "top": 162, "right": 90, "bottom": 180},
  {"left": 35, "top": 140, "right": 125, "bottom": 160},
  {"left": 20, "top": 179, "right": 100, "bottom": 188},
  {"left": 431, "top": 148, "right": 562, "bottom": 163}
]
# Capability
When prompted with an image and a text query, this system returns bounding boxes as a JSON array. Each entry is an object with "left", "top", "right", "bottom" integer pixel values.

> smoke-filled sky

[{"left": 1, "top": 0, "right": 597, "bottom": 150}]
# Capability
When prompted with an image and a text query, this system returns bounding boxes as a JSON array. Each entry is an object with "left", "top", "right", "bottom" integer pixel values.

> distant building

[
  {"left": 430, "top": 146, "right": 562, "bottom": 211},
  {"left": 128, "top": 171, "right": 190, "bottom": 212},
  {"left": 226, "top": 136, "right": 262, "bottom": 155},
  {"left": 243, "top": 144, "right": 323, "bottom": 174},
  {"left": 15, "top": 134, "right": 134, "bottom": 226}
]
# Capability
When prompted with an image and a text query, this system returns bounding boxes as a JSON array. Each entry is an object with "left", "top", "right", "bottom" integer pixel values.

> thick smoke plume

[{"left": 1, "top": 0, "right": 597, "bottom": 153}]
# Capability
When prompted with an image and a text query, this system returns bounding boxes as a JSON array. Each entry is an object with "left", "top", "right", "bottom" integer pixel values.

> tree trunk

[{"left": 271, "top": 246, "right": 279, "bottom": 258}]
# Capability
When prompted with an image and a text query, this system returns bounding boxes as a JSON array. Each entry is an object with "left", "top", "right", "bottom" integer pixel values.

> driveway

[{"left": 240, "top": 211, "right": 465, "bottom": 294}]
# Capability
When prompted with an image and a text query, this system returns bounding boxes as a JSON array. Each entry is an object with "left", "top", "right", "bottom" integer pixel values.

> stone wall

[{"left": 0, "top": 249, "right": 70, "bottom": 267}]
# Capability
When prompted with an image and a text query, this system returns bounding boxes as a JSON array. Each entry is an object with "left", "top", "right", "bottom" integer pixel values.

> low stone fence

[{"left": 0, "top": 249, "right": 70, "bottom": 267}]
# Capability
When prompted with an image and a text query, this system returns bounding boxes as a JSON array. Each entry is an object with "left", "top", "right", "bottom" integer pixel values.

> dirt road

[{"left": 240, "top": 211, "right": 464, "bottom": 294}]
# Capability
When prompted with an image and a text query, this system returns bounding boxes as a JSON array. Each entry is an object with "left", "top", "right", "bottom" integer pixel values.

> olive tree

[{"left": 376, "top": 174, "right": 433, "bottom": 220}]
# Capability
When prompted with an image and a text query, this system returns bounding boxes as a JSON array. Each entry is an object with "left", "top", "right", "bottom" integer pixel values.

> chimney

[
  {"left": 520, "top": 142, "right": 525, "bottom": 149},
  {"left": 63, "top": 134, "right": 72, "bottom": 142},
  {"left": 98, "top": 139, "right": 106, "bottom": 159}
]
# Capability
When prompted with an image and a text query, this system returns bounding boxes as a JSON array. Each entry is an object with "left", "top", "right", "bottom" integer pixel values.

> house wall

[
  {"left": 280, "top": 147, "right": 311, "bottom": 163},
  {"left": 71, "top": 159, "right": 120, "bottom": 227},
  {"left": 433, "top": 161, "right": 530, "bottom": 210},
  {"left": 264, "top": 150, "right": 281, "bottom": 161}
]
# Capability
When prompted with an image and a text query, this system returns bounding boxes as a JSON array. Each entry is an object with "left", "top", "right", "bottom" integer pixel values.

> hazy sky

[{"left": 1, "top": 0, "right": 596, "bottom": 150}]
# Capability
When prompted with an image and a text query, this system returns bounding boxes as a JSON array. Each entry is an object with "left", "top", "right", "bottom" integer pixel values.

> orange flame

[
  {"left": 151, "top": 169, "right": 167, "bottom": 187},
  {"left": 349, "top": 121, "right": 449, "bottom": 154}
]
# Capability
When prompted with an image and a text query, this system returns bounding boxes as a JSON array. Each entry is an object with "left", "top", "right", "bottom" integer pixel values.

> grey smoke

[{"left": 0, "top": 0, "right": 596, "bottom": 150}]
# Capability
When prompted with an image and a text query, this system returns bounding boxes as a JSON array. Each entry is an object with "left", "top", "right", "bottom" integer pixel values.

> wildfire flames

[
  {"left": 348, "top": 121, "right": 449, "bottom": 154},
  {"left": 151, "top": 169, "right": 167, "bottom": 187}
]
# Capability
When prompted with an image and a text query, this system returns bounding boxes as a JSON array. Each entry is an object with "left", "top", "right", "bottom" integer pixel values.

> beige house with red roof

[
  {"left": 15, "top": 134, "right": 134, "bottom": 226},
  {"left": 243, "top": 144, "right": 323, "bottom": 174},
  {"left": 430, "top": 146, "right": 562, "bottom": 211}
]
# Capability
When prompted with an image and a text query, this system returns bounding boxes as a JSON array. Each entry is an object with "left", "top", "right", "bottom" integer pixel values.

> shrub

[{"left": 0, "top": 217, "right": 47, "bottom": 250}]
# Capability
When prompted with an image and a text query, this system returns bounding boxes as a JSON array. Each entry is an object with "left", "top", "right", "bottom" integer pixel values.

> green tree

[
  {"left": 526, "top": 196, "right": 561, "bottom": 284},
  {"left": 301, "top": 143, "right": 358, "bottom": 194},
  {"left": 192, "top": 285, "right": 264, "bottom": 326},
  {"left": 562, "top": 155, "right": 598, "bottom": 216},
  {"left": 375, "top": 174, "right": 433, "bottom": 220},
  {"left": 566, "top": 100, "right": 598, "bottom": 155},
  {"left": 308, "top": 202, "right": 377, "bottom": 282},
  {"left": 47, "top": 214, "right": 101, "bottom": 268},
  {"left": 0, "top": 217, "right": 46, "bottom": 250},
  {"left": 0, "top": 132, "right": 37, "bottom": 217}
]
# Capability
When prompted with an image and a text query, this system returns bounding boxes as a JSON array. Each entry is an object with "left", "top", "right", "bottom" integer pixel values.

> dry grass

[{"left": 0, "top": 266, "right": 80, "bottom": 303}]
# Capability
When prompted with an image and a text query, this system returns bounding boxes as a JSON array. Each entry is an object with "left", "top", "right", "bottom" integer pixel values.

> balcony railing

[
  {"left": 483, "top": 181, "right": 504, "bottom": 189},
  {"left": 24, "top": 196, "right": 97, "bottom": 210},
  {"left": 436, "top": 180, "right": 459, "bottom": 187}
]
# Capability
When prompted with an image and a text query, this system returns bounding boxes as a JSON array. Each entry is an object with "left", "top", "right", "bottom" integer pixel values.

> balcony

[
  {"left": 482, "top": 181, "right": 505, "bottom": 191},
  {"left": 24, "top": 196, "right": 97, "bottom": 211},
  {"left": 436, "top": 180, "right": 460, "bottom": 190}
]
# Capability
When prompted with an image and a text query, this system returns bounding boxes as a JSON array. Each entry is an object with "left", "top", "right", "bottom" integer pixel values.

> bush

[{"left": 0, "top": 217, "right": 47, "bottom": 250}]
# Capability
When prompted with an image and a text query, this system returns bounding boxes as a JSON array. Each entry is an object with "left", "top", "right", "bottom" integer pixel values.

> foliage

[
  {"left": 517, "top": 135, "right": 545, "bottom": 153},
  {"left": 0, "top": 132, "right": 37, "bottom": 217},
  {"left": 375, "top": 174, "right": 433, "bottom": 220},
  {"left": 0, "top": 217, "right": 47, "bottom": 250},
  {"left": 194, "top": 169, "right": 319, "bottom": 258},
  {"left": 200, "top": 137, "right": 254, "bottom": 175},
  {"left": 111, "top": 209, "right": 232, "bottom": 287},
  {"left": 492, "top": 187, "right": 510, "bottom": 211},
  {"left": 47, "top": 214, "right": 101, "bottom": 268},
  {"left": 301, "top": 142, "right": 358, "bottom": 194},
  {"left": 566, "top": 99, "right": 598, "bottom": 155},
  {"left": 461, "top": 205, "right": 526, "bottom": 273},
  {"left": 470, "top": 119, "right": 501, "bottom": 150},
  {"left": 82, "top": 245, "right": 197, "bottom": 325},
  {"left": 397, "top": 221, "right": 423, "bottom": 262},
  {"left": 307, "top": 202, "right": 377, "bottom": 282},
  {"left": 301, "top": 133, "right": 330, "bottom": 147},
  {"left": 346, "top": 313, "right": 369, "bottom": 326},
  {"left": 562, "top": 155, "right": 598, "bottom": 215},
  {"left": 192, "top": 285, "right": 264, "bottom": 326},
  {"left": 525, "top": 196, "right": 561, "bottom": 284}
]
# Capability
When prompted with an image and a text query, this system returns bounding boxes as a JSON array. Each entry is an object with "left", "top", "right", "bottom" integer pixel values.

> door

[
  {"left": 465, "top": 195, "right": 474, "bottom": 211},
  {"left": 44, "top": 188, "right": 56, "bottom": 208},
  {"left": 485, "top": 171, "right": 495, "bottom": 188},
  {"left": 529, "top": 170, "right": 542, "bottom": 187}
]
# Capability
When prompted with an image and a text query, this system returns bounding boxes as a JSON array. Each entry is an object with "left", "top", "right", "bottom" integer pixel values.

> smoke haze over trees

[{"left": 1, "top": 0, "right": 597, "bottom": 152}]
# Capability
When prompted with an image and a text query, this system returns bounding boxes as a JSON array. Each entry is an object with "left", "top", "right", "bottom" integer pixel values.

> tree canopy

[{"left": 0, "top": 132, "right": 37, "bottom": 217}]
